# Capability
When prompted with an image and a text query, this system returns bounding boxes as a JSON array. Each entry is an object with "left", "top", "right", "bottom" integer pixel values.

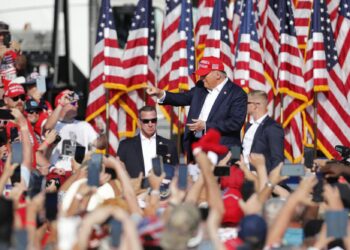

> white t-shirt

[{"left": 50, "top": 120, "right": 98, "bottom": 170}]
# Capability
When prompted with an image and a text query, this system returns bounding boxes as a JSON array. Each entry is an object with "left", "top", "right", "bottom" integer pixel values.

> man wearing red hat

[{"left": 147, "top": 57, "right": 247, "bottom": 162}]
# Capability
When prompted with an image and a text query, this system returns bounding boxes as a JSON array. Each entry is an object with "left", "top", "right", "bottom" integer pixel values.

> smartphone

[
  {"left": 281, "top": 164, "right": 305, "bottom": 176},
  {"left": 304, "top": 147, "right": 315, "bottom": 169},
  {"left": 0, "top": 109, "right": 14, "bottom": 120},
  {"left": 45, "top": 192, "right": 58, "bottom": 221},
  {"left": 11, "top": 142, "right": 23, "bottom": 165},
  {"left": 152, "top": 156, "right": 164, "bottom": 176},
  {"left": 312, "top": 172, "right": 324, "bottom": 202},
  {"left": 199, "top": 206, "right": 210, "bottom": 221},
  {"left": 230, "top": 145, "right": 241, "bottom": 163},
  {"left": 213, "top": 166, "right": 231, "bottom": 176},
  {"left": 36, "top": 75, "right": 46, "bottom": 94},
  {"left": 15, "top": 229, "right": 28, "bottom": 250},
  {"left": 28, "top": 170, "right": 44, "bottom": 198},
  {"left": 177, "top": 164, "right": 188, "bottom": 190},
  {"left": 109, "top": 218, "right": 122, "bottom": 247},
  {"left": 0, "top": 197, "right": 13, "bottom": 243},
  {"left": 141, "top": 177, "right": 150, "bottom": 189},
  {"left": 325, "top": 210, "right": 348, "bottom": 238},
  {"left": 87, "top": 153, "right": 102, "bottom": 186},
  {"left": 3, "top": 33, "right": 11, "bottom": 48},
  {"left": 10, "top": 127, "right": 19, "bottom": 142},
  {"left": 74, "top": 145, "right": 86, "bottom": 164},
  {"left": 105, "top": 167, "right": 117, "bottom": 180},
  {"left": 0, "top": 129, "right": 7, "bottom": 146},
  {"left": 10, "top": 164, "right": 21, "bottom": 185}
]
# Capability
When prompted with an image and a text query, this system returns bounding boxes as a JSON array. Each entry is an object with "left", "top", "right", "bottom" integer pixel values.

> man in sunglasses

[
  {"left": 47, "top": 89, "right": 100, "bottom": 171},
  {"left": 3, "top": 80, "right": 26, "bottom": 112},
  {"left": 117, "top": 105, "right": 178, "bottom": 178}
]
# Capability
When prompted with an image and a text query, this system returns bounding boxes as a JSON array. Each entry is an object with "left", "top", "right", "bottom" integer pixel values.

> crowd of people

[{"left": 1, "top": 21, "right": 350, "bottom": 250}]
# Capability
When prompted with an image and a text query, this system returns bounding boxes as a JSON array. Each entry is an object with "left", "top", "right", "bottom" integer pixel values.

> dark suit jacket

[
  {"left": 245, "top": 116, "right": 284, "bottom": 173},
  {"left": 162, "top": 80, "right": 247, "bottom": 162},
  {"left": 117, "top": 134, "right": 179, "bottom": 178}
]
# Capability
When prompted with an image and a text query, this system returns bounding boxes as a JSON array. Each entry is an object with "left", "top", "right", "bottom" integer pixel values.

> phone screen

[
  {"left": 304, "top": 147, "right": 315, "bottom": 169},
  {"left": 325, "top": 210, "right": 348, "bottom": 238},
  {"left": 312, "top": 172, "right": 324, "bottom": 202},
  {"left": 0, "top": 109, "right": 14, "bottom": 120},
  {"left": 87, "top": 154, "right": 102, "bottom": 186},
  {"left": 141, "top": 177, "right": 150, "bottom": 189},
  {"left": 281, "top": 164, "right": 305, "bottom": 176},
  {"left": 45, "top": 192, "right": 58, "bottom": 221},
  {"left": 152, "top": 156, "right": 164, "bottom": 176},
  {"left": 213, "top": 166, "right": 231, "bottom": 176},
  {"left": 36, "top": 75, "right": 46, "bottom": 94},
  {"left": 11, "top": 142, "right": 23, "bottom": 165},
  {"left": 10, "top": 127, "right": 19, "bottom": 142},
  {"left": 0, "top": 197, "right": 13, "bottom": 243},
  {"left": 0, "top": 129, "right": 7, "bottom": 146},
  {"left": 177, "top": 164, "right": 188, "bottom": 190},
  {"left": 109, "top": 219, "right": 122, "bottom": 247},
  {"left": 74, "top": 145, "right": 86, "bottom": 164},
  {"left": 230, "top": 146, "right": 241, "bottom": 163}
]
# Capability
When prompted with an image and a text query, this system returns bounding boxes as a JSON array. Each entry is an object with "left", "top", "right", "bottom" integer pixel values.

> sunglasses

[
  {"left": 70, "top": 101, "right": 78, "bottom": 106},
  {"left": 141, "top": 118, "right": 157, "bottom": 124},
  {"left": 11, "top": 95, "right": 26, "bottom": 102},
  {"left": 27, "top": 110, "right": 39, "bottom": 114}
]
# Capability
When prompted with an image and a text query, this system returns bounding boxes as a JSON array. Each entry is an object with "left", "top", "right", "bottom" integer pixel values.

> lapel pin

[{"left": 224, "top": 91, "right": 227, "bottom": 95}]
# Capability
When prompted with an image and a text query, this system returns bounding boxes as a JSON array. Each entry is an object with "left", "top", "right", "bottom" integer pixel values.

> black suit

[
  {"left": 245, "top": 116, "right": 284, "bottom": 173},
  {"left": 162, "top": 80, "right": 247, "bottom": 162},
  {"left": 117, "top": 134, "right": 178, "bottom": 178}
]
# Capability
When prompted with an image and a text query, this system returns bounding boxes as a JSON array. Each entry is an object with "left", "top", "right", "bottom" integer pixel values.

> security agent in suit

[
  {"left": 146, "top": 57, "right": 247, "bottom": 162},
  {"left": 117, "top": 106, "right": 178, "bottom": 178},
  {"left": 242, "top": 90, "right": 284, "bottom": 173}
]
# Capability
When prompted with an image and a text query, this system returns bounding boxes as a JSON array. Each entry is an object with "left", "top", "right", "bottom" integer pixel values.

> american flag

[
  {"left": 118, "top": 0, "right": 157, "bottom": 137},
  {"left": 86, "top": 0, "right": 125, "bottom": 155},
  {"left": 194, "top": 0, "right": 214, "bottom": 61},
  {"left": 334, "top": 0, "right": 350, "bottom": 101},
  {"left": 305, "top": 0, "right": 350, "bottom": 159},
  {"left": 232, "top": 0, "right": 244, "bottom": 55},
  {"left": 233, "top": 0, "right": 265, "bottom": 92},
  {"left": 203, "top": 0, "right": 235, "bottom": 80},
  {"left": 264, "top": 0, "right": 306, "bottom": 162},
  {"left": 293, "top": 0, "right": 312, "bottom": 52},
  {"left": 158, "top": 0, "right": 196, "bottom": 133}
]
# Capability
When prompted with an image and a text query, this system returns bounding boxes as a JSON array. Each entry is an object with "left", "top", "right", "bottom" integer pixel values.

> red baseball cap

[
  {"left": 4, "top": 83, "right": 25, "bottom": 98},
  {"left": 195, "top": 57, "right": 225, "bottom": 76}
]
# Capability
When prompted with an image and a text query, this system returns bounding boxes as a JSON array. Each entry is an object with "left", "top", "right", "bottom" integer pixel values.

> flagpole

[
  {"left": 105, "top": 88, "right": 110, "bottom": 154},
  {"left": 313, "top": 93, "right": 318, "bottom": 158},
  {"left": 280, "top": 93, "right": 284, "bottom": 125},
  {"left": 177, "top": 106, "right": 182, "bottom": 161}
]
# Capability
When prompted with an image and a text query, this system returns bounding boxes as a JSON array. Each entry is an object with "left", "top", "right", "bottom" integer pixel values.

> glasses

[
  {"left": 27, "top": 110, "right": 39, "bottom": 114},
  {"left": 141, "top": 118, "right": 157, "bottom": 124},
  {"left": 11, "top": 95, "right": 26, "bottom": 102}
]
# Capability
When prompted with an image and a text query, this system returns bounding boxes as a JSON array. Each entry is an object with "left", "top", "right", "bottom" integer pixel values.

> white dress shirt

[
  {"left": 198, "top": 78, "right": 228, "bottom": 122},
  {"left": 242, "top": 113, "right": 268, "bottom": 167},
  {"left": 140, "top": 133, "right": 157, "bottom": 175}
]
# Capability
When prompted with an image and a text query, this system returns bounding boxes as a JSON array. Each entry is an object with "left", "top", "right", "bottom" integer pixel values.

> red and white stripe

[{"left": 194, "top": 0, "right": 214, "bottom": 60}]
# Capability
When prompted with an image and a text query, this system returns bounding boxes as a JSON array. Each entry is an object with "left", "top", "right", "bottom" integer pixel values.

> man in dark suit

[
  {"left": 117, "top": 106, "right": 178, "bottom": 178},
  {"left": 146, "top": 57, "right": 247, "bottom": 162},
  {"left": 242, "top": 90, "right": 284, "bottom": 172}
]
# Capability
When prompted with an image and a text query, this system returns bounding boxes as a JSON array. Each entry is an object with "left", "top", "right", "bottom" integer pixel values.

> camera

[
  {"left": 53, "top": 135, "right": 61, "bottom": 145},
  {"left": 0, "top": 21, "right": 11, "bottom": 48},
  {"left": 335, "top": 145, "right": 350, "bottom": 166}
]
